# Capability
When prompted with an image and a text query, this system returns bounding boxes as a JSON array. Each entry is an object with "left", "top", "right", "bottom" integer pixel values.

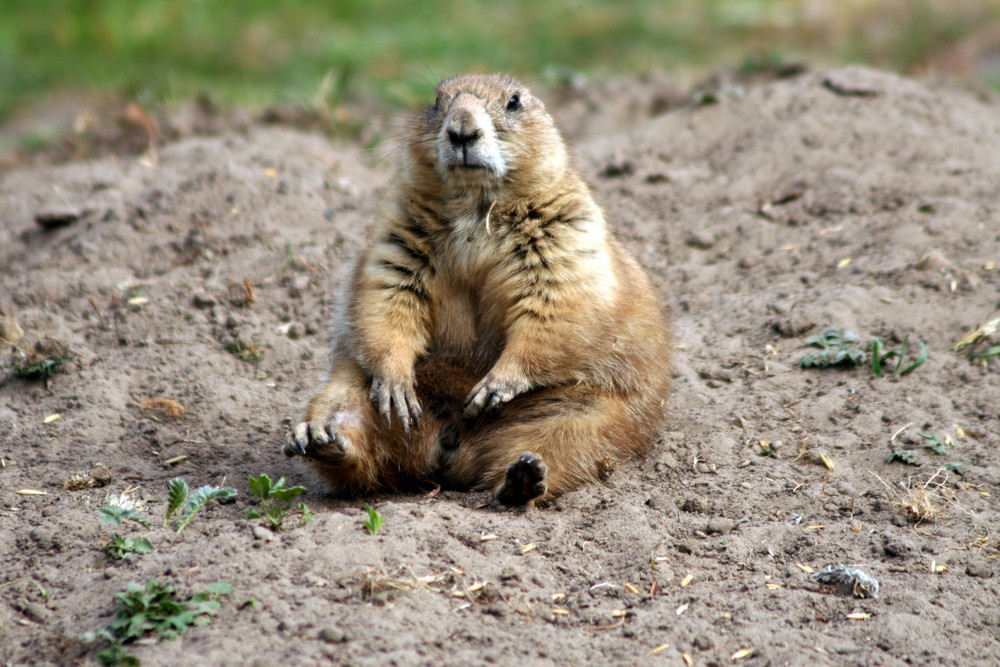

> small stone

[
  {"left": 318, "top": 626, "right": 349, "bottom": 643},
  {"left": 600, "top": 157, "right": 635, "bottom": 178},
  {"left": 685, "top": 231, "right": 715, "bottom": 250},
  {"left": 500, "top": 566, "right": 520, "bottom": 581},
  {"left": 882, "top": 534, "right": 915, "bottom": 557},
  {"left": 680, "top": 497, "right": 706, "bottom": 513},
  {"left": 692, "top": 634, "right": 714, "bottom": 651},
  {"left": 90, "top": 463, "right": 115, "bottom": 487},
  {"left": 192, "top": 292, "right": 217, "bottom": 309},
  {"left": 34, "top": 205, "right": 86, "bottom": 229},
  {"left": 251, "top": 525, "right": 276, "bottom": 542},
  {"left": 0, "top": 316, "right": 24, "bottom": 343},
  {"left": 285, "top": 322, "right": 306, "bottom": 340},
  {"left": 772, "top": 315, "right": 815, "bottom": 338},
  {"left": 484, "top": 602, "right": 508, "bottom": 618},
  {"left": 965, "top": 561, "right": 994, "bottom": 579},
  {"left": 822, "top": 69, "right": 882, "bottom": 97},
  {"left": 705, "top": 517, "right": 736, "bottom": 535},
  {"left": 646, "top": 494, "right": 674, "bottom": 511},
  {"left": 21, "top": 603, "right": 49, "bottom": 623}
]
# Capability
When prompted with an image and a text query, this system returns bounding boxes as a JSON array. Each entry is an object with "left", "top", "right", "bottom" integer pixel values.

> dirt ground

[{"left": 2, "top": 66, "right": 999, "bottom": 666}]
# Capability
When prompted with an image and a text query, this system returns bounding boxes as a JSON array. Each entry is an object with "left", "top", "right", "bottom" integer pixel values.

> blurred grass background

[{"left": 2, "top": 0, "right": 999, "bottom": 123}]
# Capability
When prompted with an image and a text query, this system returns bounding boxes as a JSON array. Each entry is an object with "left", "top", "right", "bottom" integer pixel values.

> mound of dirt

[{"left": 2, "top": 67, "right": 998, "bottom": 665}]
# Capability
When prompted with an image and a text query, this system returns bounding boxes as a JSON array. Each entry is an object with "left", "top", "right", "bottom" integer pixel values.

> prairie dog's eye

[{"left": 506, "top": 94, "right": 522, "bottom": 111}]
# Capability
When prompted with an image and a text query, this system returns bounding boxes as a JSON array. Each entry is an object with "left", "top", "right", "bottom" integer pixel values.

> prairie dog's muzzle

[{"left": 437, "top": 93, "right": 506, "bottom": 176}]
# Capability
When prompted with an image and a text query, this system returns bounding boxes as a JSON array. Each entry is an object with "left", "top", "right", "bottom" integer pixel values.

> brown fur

[{"left": 285, "top": 74, "right": 672, "bottom": 505}]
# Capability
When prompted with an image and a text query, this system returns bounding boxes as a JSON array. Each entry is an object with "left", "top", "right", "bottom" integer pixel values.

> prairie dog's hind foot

[{"left": 495, "top": 453, "right": 548, "bottom": 506}]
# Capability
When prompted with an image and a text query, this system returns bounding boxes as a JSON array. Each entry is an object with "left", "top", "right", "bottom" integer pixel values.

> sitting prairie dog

[{"left": 285, "top": 74, "right": 672, "bottom": 505}]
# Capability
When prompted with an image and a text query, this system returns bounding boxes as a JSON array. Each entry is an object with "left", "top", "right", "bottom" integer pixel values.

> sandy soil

[{"left": 2, "top": 66, "right": 999, "bottom": 666}]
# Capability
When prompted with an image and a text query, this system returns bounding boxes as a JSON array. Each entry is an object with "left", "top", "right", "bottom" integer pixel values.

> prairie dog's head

[{"left": 411, "top": 74, "right": 568, "bottom": 192}]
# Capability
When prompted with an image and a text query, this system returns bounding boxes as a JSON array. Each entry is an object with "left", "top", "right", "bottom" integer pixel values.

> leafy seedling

[
  {"left": 942, "top": 461, "right": 966, "bottom": 476},
  {"left": 8, "top": 338, "right": 70, "bottom": 387},
  {"left": 800, "top": 327, "right": 928, "bottom": 376},
  {"left": 871, "top": 335, "right": 928, "bottom": 377},
  {"left": 363, "top": 503, "right": 384, "bottom": 535},
  {"left": 245, "top": 474, "right": 313, "bottom": 531},
  {"left": 917, "top": 431, "right": 949, "bottom": 456},
  {"left": 164, "top": 477, "right": 237, "bottom": 534},
  {"left": 83, "top": 579, "right": 232, "bottom": 666},
  {"left": 798, "top": 328, "right": 867, "bottom": 368},
  {"left": 106, "top": 535, "right": 154, "bottom": 561},
  {"left": 885, "top": 449, "right": 921, "bottom": 467},
  {"left": 99, "top": 491, "right": 151, "bottom": 529}
]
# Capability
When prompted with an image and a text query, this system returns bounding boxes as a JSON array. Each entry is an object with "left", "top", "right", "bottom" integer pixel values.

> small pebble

[
  {"left": 34, "top": 205, "right": 85, "bottom": 228},
  {"left": 192, "top": 292, "right": 217, "bottom": 309},
  {"left": 252, "top": 525, "right": 276, "bottom": 542},
  {"left": 705, "top": 517, "right": 736, "bottom": 535},
  {"left": 965, "top": 561, "right": 994, "bottom": 579},
  {"left": 318, "top": 626, "right": 349, "bottom": 643}
]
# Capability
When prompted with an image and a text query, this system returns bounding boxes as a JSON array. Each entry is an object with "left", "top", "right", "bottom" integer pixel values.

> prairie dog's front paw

[
  {"left": 464, "top": 374, "right": 531, "bottom": 418},
  {"left": 370, "top": 376, "right": 422, "bottom": 434},
  {"left": 285, "top": 414, "right": 353, "bottom": 465}
]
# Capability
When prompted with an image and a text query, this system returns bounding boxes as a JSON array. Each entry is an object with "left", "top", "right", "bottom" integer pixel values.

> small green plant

[
  {"left": 225, "top": 339, "right": 263, "bottom": 362},
  {"left": 362, "top": 503, "right": 384, "bottom": 535},
  {"left": 164, "top": 478, "right": 237, "bottom": 534},
  {"left": 886, "top": 431, "right": 964, "bottom": 474},
  {"left": 885, "top": 449, "right": 921, "bottom": 466},
  {"left": 245, "top": 474, "right": 313, "bottom": 531},
  {"left": 799, "top": 328, "right": 928, "bottom": 376},
  {"left": 83, "top": 580, "right": 232, "bottom": 666},
  {"left": 99, "top": 491, "right": 152, "bottom": 529},
  {"left": 871, "top": 335, "right": 928, "bottom": 377},
  {"left": 799, "top": 328, "right": 867, "bottom": 368},
  {"left": 917, "top": 431, "right": 949, "bottom": 456},
  {"left": 105, "top": 535, "right": 154, "bottom": 561},
  {"left": 9, "top": 338, "right": 70, "bottom": 385}
]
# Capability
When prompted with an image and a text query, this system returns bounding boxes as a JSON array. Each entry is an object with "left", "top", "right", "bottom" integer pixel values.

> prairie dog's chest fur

[{"left": 364, "top": 73, "right": 623, "bottom": 362}]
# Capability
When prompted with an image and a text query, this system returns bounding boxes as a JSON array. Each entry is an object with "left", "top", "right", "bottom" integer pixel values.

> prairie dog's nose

[
  {"left": 444, "top": 93, "right": 487, "bottom": 147},
  {"left": 446, "top": 110, "right": 482, "bottom": 147}
]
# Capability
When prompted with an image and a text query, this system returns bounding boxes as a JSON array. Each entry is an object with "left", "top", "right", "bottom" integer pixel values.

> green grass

[{"left": 3, "top": 0, "right": 998, "bottom": 122}]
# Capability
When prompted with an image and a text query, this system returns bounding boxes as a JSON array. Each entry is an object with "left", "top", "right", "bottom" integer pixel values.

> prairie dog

[{"left": 285, "top": 74, "right": 672, "bottom": 505}]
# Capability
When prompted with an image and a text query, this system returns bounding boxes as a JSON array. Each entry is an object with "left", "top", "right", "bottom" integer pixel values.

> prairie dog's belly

[
  {"left": 431, "top": 283, "right": 480, "bottom": 353},
  {"left": 429, "top": 276, "right": 506, "bottom": 367}
]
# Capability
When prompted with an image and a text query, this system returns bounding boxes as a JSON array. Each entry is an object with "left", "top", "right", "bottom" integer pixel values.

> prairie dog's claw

[{"left": 370, "top": 376, "right": 421, "bottom": 433}]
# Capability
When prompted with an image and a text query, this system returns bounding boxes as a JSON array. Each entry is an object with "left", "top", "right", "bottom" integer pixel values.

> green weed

[
  {"left": 99, "top": 491, "right": 152, "bottom": 530},
  {"left": 871, "top": 335, "right": 928, "bottom": 377},
  {"left": 885, "top": 430, "right": 964, "bottom": 475},
  {"left": 917, "top": 432, "right": 949, "bottom": 456},
  {"left": 164, "top": 478, "right": 237, "bottom": 534},
  {"left": 83, "top": 580, "right": 232, "bottom": 666},
  {"left": 798, "top": 328, "right": 867, "bottom": 368},
  {"left": 9, "top": 339, "right": 70, "bottom": 384},
  {"left": 245, "top": 474, "right": 313, "bottom": 531},
  {"left": 799, "top": 328, "right": 927, "bottom": 376},
  {"left": 105, "top": 535, "right": 154, "bottom": 561},
  {"left": 363, "top": 503, "right": 384, "bottom": 536}
]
